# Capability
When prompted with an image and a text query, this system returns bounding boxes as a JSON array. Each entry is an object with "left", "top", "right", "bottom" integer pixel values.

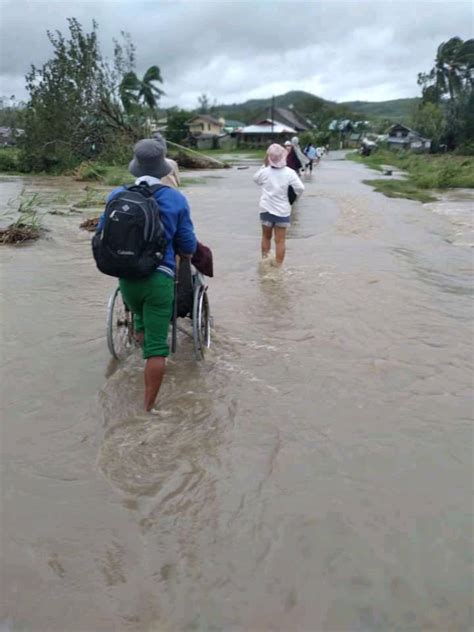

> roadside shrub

[
  {"left": 436, "top": 162, "right": 459, "bottom": 188},
  {"left": 455, "top": 141, "right": 474, "bottom": 156},
  {"left": 73, "top": 161, "right": 106, "bottom": 181},
  {"left": 413, "top": 173, "right": 440, "bottom": 189},
  {"left": 0, "top": 148, "right": 19, "bottom": 172},
  {"left": 103, "top": 166, "right": 130, "bottom": 186}
]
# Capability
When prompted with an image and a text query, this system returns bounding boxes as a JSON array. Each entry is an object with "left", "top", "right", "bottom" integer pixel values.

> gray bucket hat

[{"left": 128, "top": 137, "right": 171, "bottom": 179}]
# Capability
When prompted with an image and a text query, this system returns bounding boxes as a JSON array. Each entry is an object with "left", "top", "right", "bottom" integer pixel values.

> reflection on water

[
  {"left": 425, "top": 189, "right": 474, "bottom": 248},
  {"left": 1, "top": 157, "right": 473, "bottom": 631},
  {"left": 392, "top": 246, "right": 474, "bottom": 296}
]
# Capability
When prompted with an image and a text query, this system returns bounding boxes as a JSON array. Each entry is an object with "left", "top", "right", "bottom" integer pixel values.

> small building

[
  {"left": 149, "top": 116, "right": 168, "bottom": 134},
  {"left": 386, "top": 123, "right": 431, "bottom": 152},
  {"left": 257, "top": 106, "right": 314, "bottom": 132},
  {"left": 328, "top": 119, "right": 354, "bottom": 133},
  {"left": 0, "top": 126, "right": 23, "bottom": 146},
  {"left": 237, "top": 119, "right": 297, "bottom": 147},
  {"left": 186, "top": 114, "right": 224, "bottom": 137},
  {"left": 346, "top": 132, "right": 364, "bottom": 148}
]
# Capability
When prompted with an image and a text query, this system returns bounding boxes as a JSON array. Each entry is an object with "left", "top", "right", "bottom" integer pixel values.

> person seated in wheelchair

[{"left": 176, "top": 244, "right": 213, "bottom": 319}]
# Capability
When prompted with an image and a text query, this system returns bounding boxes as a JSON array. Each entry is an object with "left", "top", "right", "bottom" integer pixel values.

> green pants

[{"left": 119, "top": 272, "right": 174, "bottom": 359}]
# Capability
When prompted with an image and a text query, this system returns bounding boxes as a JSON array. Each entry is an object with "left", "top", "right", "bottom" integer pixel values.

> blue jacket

[{"left": 98, "top": 180, "right": 197, "bottom": 277}]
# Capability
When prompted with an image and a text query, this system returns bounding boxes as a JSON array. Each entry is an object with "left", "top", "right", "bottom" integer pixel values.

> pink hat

[{"left": 266, "top": 143, "right": 287, "bottom": 168}]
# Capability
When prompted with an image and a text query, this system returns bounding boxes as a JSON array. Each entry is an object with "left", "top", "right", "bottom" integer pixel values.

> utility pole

[{"left": 271, "top": 95, "right": 275, "bottom": 139}]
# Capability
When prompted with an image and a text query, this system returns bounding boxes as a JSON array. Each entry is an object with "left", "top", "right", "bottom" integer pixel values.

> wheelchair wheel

[
  {"left": 192, "top": 284, "right": 211, "bottom": 360},
  {"left": 106, "top": 287, "right": 135, "bottom": 360}
]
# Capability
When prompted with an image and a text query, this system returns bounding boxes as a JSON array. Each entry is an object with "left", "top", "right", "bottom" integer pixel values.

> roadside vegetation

[{"left": 348, "top": 149, "right": 474, "bottom": 202}]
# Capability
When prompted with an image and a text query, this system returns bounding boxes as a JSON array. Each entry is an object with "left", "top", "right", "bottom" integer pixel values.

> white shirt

[
  {"left": 135, "top": 175, "right": 161, "bottom": 186},
  {"left": 253, "top": 165, "right": 304, "bottom": 217}
]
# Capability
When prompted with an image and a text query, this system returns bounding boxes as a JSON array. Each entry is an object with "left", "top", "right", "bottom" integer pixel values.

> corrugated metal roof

[
  {"left": 258, "top": 107, "right": 312, "bottom": 131},
  {"left": 239, "top": 121, "right": 296, "bottom": 134}
]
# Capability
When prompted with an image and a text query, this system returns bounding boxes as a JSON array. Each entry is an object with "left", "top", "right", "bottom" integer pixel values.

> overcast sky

[{"left": 0, "top": 0, "right": 472, "bottom": 108}]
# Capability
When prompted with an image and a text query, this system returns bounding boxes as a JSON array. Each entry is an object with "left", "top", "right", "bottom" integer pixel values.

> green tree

[
  {"left": 19, "top": 20, "right": 159, "bottom": 172},
  {"left": 417, "top": 37, "right": 474, "bottom": 151},
  {"left": 419, "top": 37, "right": 474, "bottom": 104},
  {"left": 410, "top": 101, "right": 444, "bottom": 145},
  {"left": 443, "top": 88, "right": 474, "bottom": 151},
  {"left": 166, "top": 108, "right": 191, "bottom": 144},
  {"left": 21, "top": 18, "right": 107, "bottom": 170},
  {"left": 434, "top": 37, "right": 474, "bottom": 101},
  {"left": 197, "top": 93, "right": 210, "bottom": 114}
]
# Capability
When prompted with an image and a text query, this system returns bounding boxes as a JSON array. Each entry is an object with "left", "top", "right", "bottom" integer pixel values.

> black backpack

[{"left": 92, "top": 183, "right": 168, "bottom": 279}]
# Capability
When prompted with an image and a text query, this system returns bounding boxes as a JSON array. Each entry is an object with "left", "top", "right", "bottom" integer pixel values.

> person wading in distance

[{"left": 253, "top": 143, "right": 304, "bottom": 266}]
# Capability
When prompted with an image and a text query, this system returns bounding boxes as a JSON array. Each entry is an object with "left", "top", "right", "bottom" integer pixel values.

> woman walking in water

[{"left": 253, "top": 143, "right": 304, "bottom": 266}]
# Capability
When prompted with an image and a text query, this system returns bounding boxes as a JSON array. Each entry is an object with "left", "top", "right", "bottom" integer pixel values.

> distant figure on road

[
  {"left": 304, "top": 143, "right": 318, "bottom": 173},
  {"left": 287, "top": 136, "right": 308, "bottom": 175},
  {"left": 286, "top": 141, "right": 303, "bottom": 173},
  {"left": 254, "top": 143, "right": 304, "bottom": 266}
]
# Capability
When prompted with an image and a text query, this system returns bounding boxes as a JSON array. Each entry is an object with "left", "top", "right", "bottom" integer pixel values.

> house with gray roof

[
  {"left": 386, "top": 123, "right": 431, "bottom": 152},
  {"left": 257, "top": 106, "right": 314, "bottom": 132}
]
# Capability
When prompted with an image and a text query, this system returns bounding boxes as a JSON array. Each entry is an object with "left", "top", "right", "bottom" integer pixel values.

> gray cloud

[{"left": 0, "top": 0, "right": 472, "bottom": 107}]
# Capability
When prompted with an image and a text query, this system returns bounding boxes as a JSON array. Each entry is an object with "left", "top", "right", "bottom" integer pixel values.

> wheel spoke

[{"left": 107, "top": 288, "right": 135, "bottom": 360}]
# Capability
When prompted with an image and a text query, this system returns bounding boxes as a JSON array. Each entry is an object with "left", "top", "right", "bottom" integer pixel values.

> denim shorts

[{"left": 260, "top": 212, "right": 291, "bottom": 228}]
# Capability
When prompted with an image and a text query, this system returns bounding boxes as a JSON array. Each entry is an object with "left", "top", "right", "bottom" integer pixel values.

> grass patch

[
  {"left": 362, "top": 179, "right": 437, "bottom": 203},
  {"left": 347, "top": 152, "right": 385, "bottom": 172},
  {"left": 348, "top": 149, "right": 474, "bottom": 202},
  {"left": 73, "top": 160, "right": 107, "bottom": 181},
  {"left": 16, "top": 192, "right": 43, "bottom": 213},
  {"left": 73, "top": 161, "right": 129, "bottom": 186},
  {"left": 101, "top": 165, "right": 130, "bottom": 186},
  {"left": 72, "top": 187, "right": 106, "bottom": 209}
]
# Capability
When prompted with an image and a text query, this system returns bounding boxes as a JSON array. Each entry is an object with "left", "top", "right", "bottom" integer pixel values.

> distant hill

[
  {"left": 213, "top": 91, "right": 348, "bottom": 126},
  {"left": 194, "top": 91, "right": 420, "bottom": 127},
  {"left": 339, "top": 98, "right": 420, "bottom": 121}
]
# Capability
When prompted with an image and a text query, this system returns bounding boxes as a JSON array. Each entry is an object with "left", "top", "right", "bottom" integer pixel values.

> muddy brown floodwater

[{"left": 1, "top": 153, "right": 473, "bottom": 631}]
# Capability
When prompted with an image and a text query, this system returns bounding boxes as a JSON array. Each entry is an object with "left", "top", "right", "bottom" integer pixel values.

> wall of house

[
  {"left": 189, "top": 121, "right": 222, "bottom": 135},
  {"left": 218, "top": 135, "right": 237, "bottom": 150},
  {"left": 237, "top": 133, "right": 291, "bottom": 147}
]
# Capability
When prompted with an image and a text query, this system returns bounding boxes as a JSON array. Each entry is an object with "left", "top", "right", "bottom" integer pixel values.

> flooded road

[{"left": 1, "top": 154, "right": 473, "bottom": 631}]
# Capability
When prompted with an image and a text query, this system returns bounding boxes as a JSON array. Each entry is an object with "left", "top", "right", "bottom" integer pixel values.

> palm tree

[
  {"left": 119, "top": 65, "right": 164, "bottom": 113},
  {"left": 138, "top": 65, "right": 164, "bottom": 109},
  {"left": 119, "top": 71, "right": 141, "bottom": 113},
  {"left": 434, "top": 37, "right": 474, "bottom": 100}
]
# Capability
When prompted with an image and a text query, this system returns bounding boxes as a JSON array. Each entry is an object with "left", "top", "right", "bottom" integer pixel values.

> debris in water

[
  {"left": 0, "top": 216, "right": 43, "bottom": 245},
  {"left": 80, "top": 217, "right": 100, "bottom": 232},
  {"left": 171, "top": 150, "right": 230, "bottom": 170}
]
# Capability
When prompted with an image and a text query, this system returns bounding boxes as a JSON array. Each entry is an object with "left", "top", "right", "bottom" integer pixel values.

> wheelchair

[{"left": 106, "top": 259, "right": 211, "bottom": 361}]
